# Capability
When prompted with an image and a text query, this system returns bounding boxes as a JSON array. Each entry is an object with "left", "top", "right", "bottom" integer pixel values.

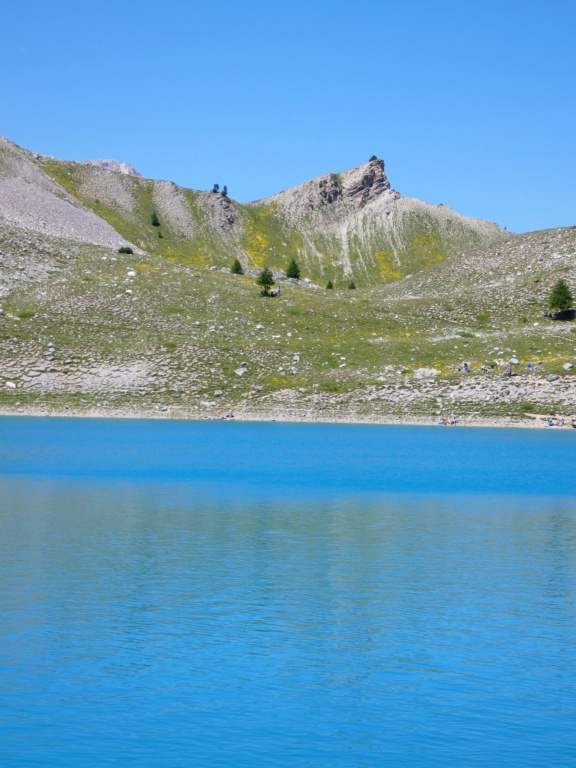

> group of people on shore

[
  {"left": 547, "top": 417, "right": 566, "bottom": 427},
  {"left": 439, "top": 417, "right": 459, "bottom": 426}
]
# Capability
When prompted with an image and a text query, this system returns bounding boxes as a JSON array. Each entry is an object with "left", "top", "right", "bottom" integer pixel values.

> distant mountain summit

[{"left": 83, "top": 159, "right": 142, "bottom": 177}]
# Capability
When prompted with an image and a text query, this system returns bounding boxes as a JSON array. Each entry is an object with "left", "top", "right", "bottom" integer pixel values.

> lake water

[{"left": 1, "top": 418, "right": 575, "bottom": 767}]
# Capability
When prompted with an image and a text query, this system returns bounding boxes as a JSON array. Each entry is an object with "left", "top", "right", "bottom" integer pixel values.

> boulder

[
  {"left": 547, "top": 374, "right": 559, "bottom": 382},
  {"left": 235, "top": 368, "right": 246, "bottom": 376},
  {"left": 563, "top": 363, "right": 573, "bottom": 370},
  {"left": 413, "top": 368, "right": 441, "bottom": 379},
  {"left": 214, "top": 390, "right": 223, "bottom": 397},
  {"left": 509, "top": 358, "right": 519, "bottom": 365},
  {"left": 5, "top": 381, "right": 16, "bottom": 389}
]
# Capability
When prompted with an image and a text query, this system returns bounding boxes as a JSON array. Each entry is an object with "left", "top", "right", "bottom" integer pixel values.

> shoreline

[{"left": 0, "top": 405, "right": 573, "bottom": 430}]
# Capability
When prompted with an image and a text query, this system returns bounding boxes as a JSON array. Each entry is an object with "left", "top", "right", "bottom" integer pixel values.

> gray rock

[
  {"left": 563, "top": 362, "right": 573, "bottom": 370},
  {"left": 234, "top": 368, "right": 246, "bottom": 376},
  {"left": 214, "top": 390, "right": 223, "bottom": 397},
  {"left": 83, "top": 159, "right": 142, "bottom": 177},
  {"left": 413, "top": 368, "right": 441, "bottom": 379},
  {"left": 547, "top": 374, "right": 559, "bottom": 382},
  {"left": 254, "top": 385, "right": 263, "bottom": 392},
  {"left": 509, "top": 358, "right": 519, "bottom": 365}
]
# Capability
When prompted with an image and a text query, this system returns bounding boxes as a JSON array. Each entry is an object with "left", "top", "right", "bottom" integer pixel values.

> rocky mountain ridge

[{"left": 0, "top": 135, "right": 506, "bottom": 287}]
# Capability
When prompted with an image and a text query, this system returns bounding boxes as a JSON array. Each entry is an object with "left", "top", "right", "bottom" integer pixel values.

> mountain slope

[
  {"left": 0, "top": 216, "right": 574, "bottom": 424},
  {"left": 0, "top": 136, "right": 506, "bottom": 286},
  {"left": 0, "top": 136, "right": 133, "bottom": 250},
  {"left": 244, "top": 160, "right": 504, "bottom": 283}
]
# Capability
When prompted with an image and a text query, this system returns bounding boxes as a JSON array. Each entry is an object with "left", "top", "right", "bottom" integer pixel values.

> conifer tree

[
  {"left": 231, "top": 257, "right": 244, "bottom": 275},
  {"left": 286, "top": 258, "right": 301, "bottom": 279},
  {"left": 151, "top": 211, "right": 160, "bottom": 227},
  {"left": 348, "top": 281, "right": 356, "bottom": 289},
  {"left": 256, "top": 267, "right": 274, "bottom": 296},
  {"left": 548, "top": 279, "right": 573, "bottom": 312},
  {"left": 326, "top": 280, "right": 333, "bottom": 289}
]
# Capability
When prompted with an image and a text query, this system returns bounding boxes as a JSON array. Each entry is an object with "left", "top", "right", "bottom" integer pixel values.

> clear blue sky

[{"left": 2, "top": 0, "right": 575, "bottom": 232}]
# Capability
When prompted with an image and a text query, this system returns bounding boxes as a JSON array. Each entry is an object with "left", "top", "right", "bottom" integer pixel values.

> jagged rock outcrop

[{"left": 341, "top": 158, "right": 391, "bottom": 206}]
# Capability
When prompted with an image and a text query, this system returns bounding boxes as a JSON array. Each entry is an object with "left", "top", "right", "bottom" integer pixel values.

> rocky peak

[
  {"left": 83, "top": 159, "right": 142, "bottom": 177},
  {"left": 340, "top": 158, "right": 392, "bottom": 207}
]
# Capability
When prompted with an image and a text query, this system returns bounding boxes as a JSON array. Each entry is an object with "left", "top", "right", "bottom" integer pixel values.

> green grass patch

[{"left": 163, "top": 305, "right": 185, "bottom": 314}]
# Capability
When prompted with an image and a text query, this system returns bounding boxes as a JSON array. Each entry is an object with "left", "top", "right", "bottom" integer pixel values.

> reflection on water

[{"left": 1, "top": 474, "right": 575, "bottom": 767}]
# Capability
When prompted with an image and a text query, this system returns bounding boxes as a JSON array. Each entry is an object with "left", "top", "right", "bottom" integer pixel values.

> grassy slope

[
  {"left": 0, "top": 222, "right": 574, "bottom": 420},
  {"left": 40, "top": 159, "right": 503, "bottom": 288}
]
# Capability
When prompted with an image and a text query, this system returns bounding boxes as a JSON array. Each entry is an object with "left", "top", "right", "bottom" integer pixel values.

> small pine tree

[
  {"left": 231, "top": 257, "right": 244, "bottom": 275},
  {"left": 286, "top": 258, "right": 301, "bottom": 279},
  {"left": 151, "top": 211, "right": 160, "bottom": 227},
  {"left": 548, "top": 279, "right": 574, "bottom": 312},
  {"left": 118, "top": 246, "right": 133, "bottom": 254},
  {"left": 326, "top": 280, "right": 333, "bottom": 290},
  {"left": 256, "top": 267, "right": 274, "bottom": 296},
  {"left": 348, "top": 281, "right": 356, "bottom": 289},
  {"left": 213, "top": 184, "right": 219, "bottom": 193},
  {"left": 222, "top": 185, "right": 228, "bottom": 197},
  {"left": 369, "top": 154, "right": 378, "bottom": 162}
]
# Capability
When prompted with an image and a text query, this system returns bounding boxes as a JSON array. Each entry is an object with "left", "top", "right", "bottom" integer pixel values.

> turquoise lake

[{"left": 0, "top": 418, "right": 575, "bottom": 766}]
